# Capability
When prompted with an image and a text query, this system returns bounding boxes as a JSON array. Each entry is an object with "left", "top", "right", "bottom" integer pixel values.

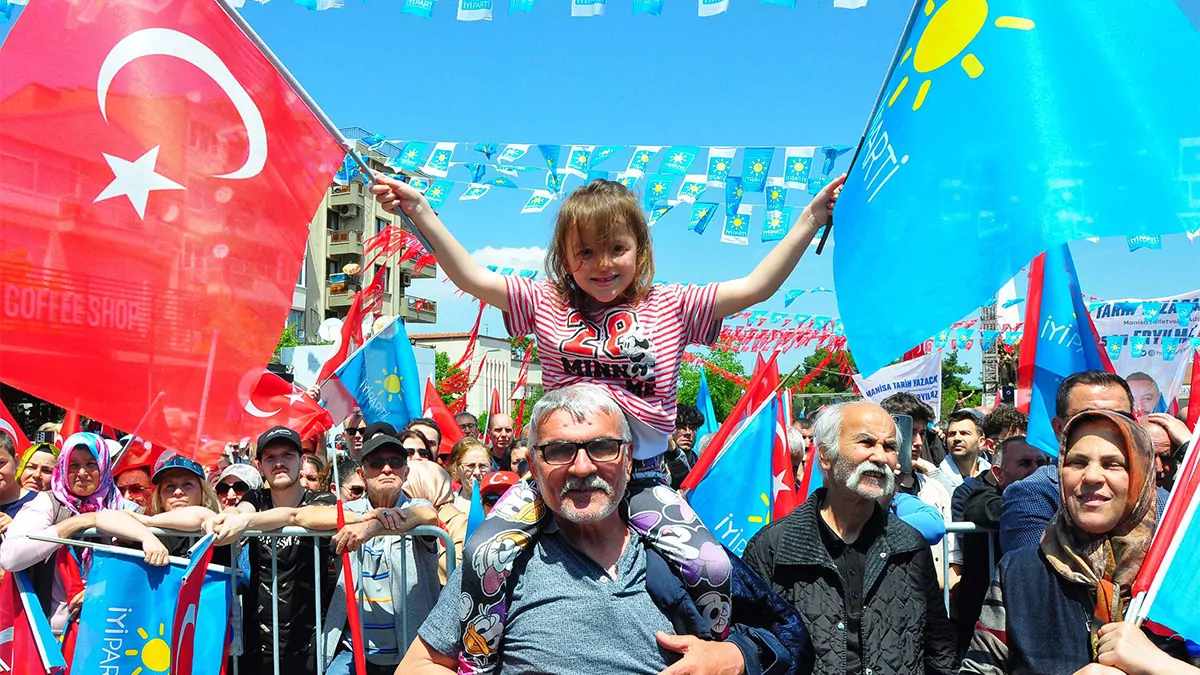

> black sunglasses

[
  {"left": 216, "top": 481, "right": 250, "bottom": 495},
  {"left": 345, "top": 427, "right": 366, "bottom": 436},
  {"left": 364, "top": 455, "right": 406, "bottom": 470},
  {"left": 406, "top": 446, "right": 433, "bottom": 459},
  {"left": 535, "top": 438, "right": 625, "bottom": 466}
]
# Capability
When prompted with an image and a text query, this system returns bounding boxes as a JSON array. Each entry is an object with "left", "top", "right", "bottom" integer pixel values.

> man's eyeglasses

[
  {"left": 535, "top": 438, "right": 626, "bottom": 466},
  {"left": 406, "top": 447, "right": 433, "bottom": 460},
  {"left": 347, "top": 485, "right": 366, "bottom": 498},
  {"left": 216, "top": 481, "right": 250, "bottom": 496},
  {"left": 344, "top": 427, "right": 366, "bottom": 436},
  {"left": 364, "top": 456, "right": 406, "bottom": 471},
  {"left": 120, "top": 485, "right": 150, "bottom": 497}
]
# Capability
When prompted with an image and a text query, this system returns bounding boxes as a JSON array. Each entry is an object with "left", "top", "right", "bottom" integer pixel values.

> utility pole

[{"left": 981, "top": 296, "right": 1000, "bottom": 408}]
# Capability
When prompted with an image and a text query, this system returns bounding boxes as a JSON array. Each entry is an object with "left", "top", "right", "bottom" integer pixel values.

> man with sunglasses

[
  {"left": 321, "top": 434, "right": 440, "bottom": 675},
  {"left": 403, "top": 384, "right": 807, "bottom": 675},
  {"left": 342, "top": 411, "right": 366, "bottom": 460}
]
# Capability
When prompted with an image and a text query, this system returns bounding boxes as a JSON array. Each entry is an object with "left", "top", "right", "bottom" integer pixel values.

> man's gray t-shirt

[{"left": 419, "top": 525, "right": 676, "bottom": 674}]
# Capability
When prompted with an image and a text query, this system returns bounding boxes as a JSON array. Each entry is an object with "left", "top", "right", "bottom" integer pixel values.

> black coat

[{"left": 743, "top": 489, "right": 959, "bottom": 675}]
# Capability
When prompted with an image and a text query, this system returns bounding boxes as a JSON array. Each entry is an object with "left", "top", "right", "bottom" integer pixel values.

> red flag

[
  {"left": 0, "top": 0, "right": 346, "bottom": 465},
  {"left": 113, "top": 438, "right": 167, "bottom": 477},
  {"left": 235, "top": 370, "right": 333, "bottom": 441},
  {"left": 490, "top": 388, "right": 502, "bottom": 418},
  {"left": 169, "top": 537, "right": 216, "bottom": 675},
  {"left": 0, "top": 400, "right": 30, "bottom": 450},
  {"left": 55, "top": 548, "right": 85, "bottom": 665},
  {"left": 0, "top": 572, "right": 55, "bottom": 675},
  {"left": 1188, "top": 347, "right": 1200, "bottom": 430},
  {"left": 422, "top": 378, "right": 464, "bottom": 458},
  {"left": 59, "top": 410, "right": 81, "bottom": 442}
]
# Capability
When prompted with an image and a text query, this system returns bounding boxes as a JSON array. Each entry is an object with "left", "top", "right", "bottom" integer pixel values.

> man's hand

[
  {"left": 205, "top": 512, "right": 253, "bottom": 546},
  {"left": 142, "top": 536, "right": 170, "bottom": 567},
  {"left": 1096, "top": 621, "right": 1176, "bottom": 675},
  {"left": 305, "top": 384, "right": 321, "bottom": 401},
  {"left": 656, "top": 632, "right": 745, "bottom": 675},
  {"left": 914, "top": 458, "right": 937, "bottom": 475},
  {"left": 333, "top": 520, "right": 382, "bottom": 554},
  {"left": 0, "top": 512, "right": 13, "bottom": 536},
  {"left": 370, "top": 174, "right": 430, "bottom": 220},
  {"left": 370, "top": 507, "right": 408, "bottom": 532},
  {"left": 1146, "top": 413, "right": 1192, "bottom": 447}
]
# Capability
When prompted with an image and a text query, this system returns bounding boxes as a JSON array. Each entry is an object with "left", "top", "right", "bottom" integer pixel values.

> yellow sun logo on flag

[
  {"left": 124, "top": 623, "right": 170, "bottom": 675},
  {"left": 747, "top": 493, "right": 772, "bottom": 525},
  {"left": 653, "top": 183, "right": 666, "bottom": 194},
  {"left": 715, "top": 160, "right": 727, "bottom": 172},
  {"left": 752, "top": 160, "right": 766, "bottom": 174},
  {"left": 375, "top": 367, "right": 404, "bottom": 402},
  {"left": 888, "top": 0, "right": 1034, "bottom": 111}
]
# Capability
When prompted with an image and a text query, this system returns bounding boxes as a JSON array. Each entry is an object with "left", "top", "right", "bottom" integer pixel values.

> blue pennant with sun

[
  {"left": 333, "top": 316, "right": 423, "bottom": 428},
  {"left": 833, "top": 0, "right": 1200, "bottom": 375}
]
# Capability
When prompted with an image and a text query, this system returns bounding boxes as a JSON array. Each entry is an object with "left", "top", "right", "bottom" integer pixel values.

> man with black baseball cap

[
  {"left": 207, "top": 426, "right": 435, "bottom": 674},
  {"left": 321, "top": 433, "right": 439, "bottom": 674}
]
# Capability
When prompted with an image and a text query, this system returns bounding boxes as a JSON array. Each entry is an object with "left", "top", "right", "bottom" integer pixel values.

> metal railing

[
  {"left": 75, "top": 524, "right": 455, "bottom": 675},
  {"left": 941, "top": 522, "right": 998, "bottom": 614}
]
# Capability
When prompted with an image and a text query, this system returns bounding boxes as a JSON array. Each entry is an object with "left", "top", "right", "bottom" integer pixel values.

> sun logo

[
  {"left": 746, "top": 493, "right": 772, "bottom": 525},
  {"left": 125, "top": 623, "right": 170, "bottom": 675},
  {"left": 888, "top": 0, "right": 1034, "bottom": 112},
  {"left": 375, "top": 367, "right": 404, "bottom": 402}
]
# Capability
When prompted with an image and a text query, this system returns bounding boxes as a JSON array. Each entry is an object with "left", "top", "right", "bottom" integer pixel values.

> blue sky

[{"left": 3, "top": 0, "right": 1198, "bottom": 383}]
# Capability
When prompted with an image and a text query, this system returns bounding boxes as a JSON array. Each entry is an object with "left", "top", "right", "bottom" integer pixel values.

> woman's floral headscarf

[{"left": 50, "top": 432, "right": 122, "bottom": 514}]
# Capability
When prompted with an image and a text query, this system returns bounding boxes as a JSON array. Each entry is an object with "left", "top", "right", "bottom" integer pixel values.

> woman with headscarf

[
  {"left": 403, "top": 461, "right": 466, "bottom": 584},
  {"left": 17, "top": 442, "right": 58, "bottom": 492},
  {"left": 0, "top": 432, "right": 169, "bottom": 635},
  {"left": 960, "top": 410, "right": 1196, "bottom": 675}
]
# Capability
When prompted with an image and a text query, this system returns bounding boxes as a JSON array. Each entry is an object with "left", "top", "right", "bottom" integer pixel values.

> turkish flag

[
  {"left": 234, "top": 370, "right": 333, "bottom": 441},
  {"left": 422, "top": 377, "right": 464, "bottom": 458},
  {"left": 0, "top": 0, "right": 345, "bottom": 464}
]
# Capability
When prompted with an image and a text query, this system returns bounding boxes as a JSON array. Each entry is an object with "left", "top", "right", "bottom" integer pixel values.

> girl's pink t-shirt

[{"left": 504, "top": 277, "right": 723, "bottom": 437}]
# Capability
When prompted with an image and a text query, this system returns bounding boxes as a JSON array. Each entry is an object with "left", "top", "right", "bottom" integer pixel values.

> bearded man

[{"left": 743, "top": 400, "right": 958, "bottom": 675}]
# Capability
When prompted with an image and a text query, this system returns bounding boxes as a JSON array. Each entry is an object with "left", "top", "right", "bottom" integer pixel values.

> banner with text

[{"left": 851, "top": 349, "right": 944, "bottom": 422}]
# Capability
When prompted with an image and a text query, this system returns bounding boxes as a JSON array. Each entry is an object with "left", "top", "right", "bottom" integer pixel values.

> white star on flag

[
  {"left": 773, "top": 469, "right": 790, "bottom": 500},
  {"left": 94, "top": 146, "right": 185, "bottom": 219},
  {"left": 285, "top": 392, "right": 307, "bottom": 405}
]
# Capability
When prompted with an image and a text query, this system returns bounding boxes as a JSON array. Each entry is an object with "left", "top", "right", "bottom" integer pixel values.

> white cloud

[{"left": 406, "top": 246, "right": 548, "bottom": 335}]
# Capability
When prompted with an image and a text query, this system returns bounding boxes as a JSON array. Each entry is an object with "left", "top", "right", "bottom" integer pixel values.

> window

[
  {"left": 327, "top": 209, "right": 341, "bottom": 231},
  {"left": 374, "top": 263, "right": 390, "bottom": 291},
  {"left": 297, "top": 245, "right": 308, "bottom": 287},
  {"left": 287, "top": 310, "right": 306, "bottom": 342},
  {"left": 376, "top": 217, "right": 389, "bottom": 237}
]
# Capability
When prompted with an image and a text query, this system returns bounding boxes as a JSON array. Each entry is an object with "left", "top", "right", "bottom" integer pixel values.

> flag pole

[
  {"left": 211, "top": 0, "right": 435, "bottom": 253},
  {"left": 119, "top": 391, "right": 165, "bottom": 455},
  {"left": 814, "top": 0, "right": 924, "bottom": 255}
]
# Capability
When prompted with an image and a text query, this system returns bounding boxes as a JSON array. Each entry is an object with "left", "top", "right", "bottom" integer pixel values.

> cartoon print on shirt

[{"left": 558, "top": 308, "right": 657, "bottom": 397}]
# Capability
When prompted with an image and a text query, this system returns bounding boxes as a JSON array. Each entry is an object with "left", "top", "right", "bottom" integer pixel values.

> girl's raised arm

[
  {"left": 371, "top": 175, "right": 510, "bottom": 312},
  {"left": 713, "top": 174, "right": 845, "bottom": 319}
]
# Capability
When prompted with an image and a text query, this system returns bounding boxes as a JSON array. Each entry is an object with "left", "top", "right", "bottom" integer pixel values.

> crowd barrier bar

[
  {"left": 941, "top": 522, "right": 997, "bottom": 615},
  {"left": 75, "top": 524, "right": 456, "bottom": 675}
]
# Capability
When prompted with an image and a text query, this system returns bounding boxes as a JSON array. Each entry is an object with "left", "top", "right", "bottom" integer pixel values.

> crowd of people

[{"left": 0, "top": 173, "right": 1196, "bottom": 675}]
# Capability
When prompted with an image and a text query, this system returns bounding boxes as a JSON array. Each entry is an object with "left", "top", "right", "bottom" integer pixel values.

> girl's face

[
  {"left": 66, "top": 447, "right": 100, "bottom": 498},
  {"left": 159, "top": 470, "right": 203, "bottom": 511},
  {"left": 566, "top": 226, "right": 638, "bottom": 307},
  {"left": 20, "top": 450, "right": 56, "bottom": 491}
]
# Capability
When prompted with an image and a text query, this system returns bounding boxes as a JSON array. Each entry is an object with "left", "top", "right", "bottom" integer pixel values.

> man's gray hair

[
  {"left": 812, "top": 400, "right": 902, "bottom": 467},
  {"left": 527, "top": 384, "right": 632, "bottom": 448},
  {"left": 786, "top": 427, "right": 806, "bottom": 461}
]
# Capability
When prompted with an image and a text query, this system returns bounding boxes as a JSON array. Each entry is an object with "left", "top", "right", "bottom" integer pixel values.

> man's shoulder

[{"left": 1007, "top": 464, "right": 1058, "bottom": 496}]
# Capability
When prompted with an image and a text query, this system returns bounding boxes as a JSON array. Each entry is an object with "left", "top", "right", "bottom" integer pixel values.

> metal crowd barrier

[
  {"left": 941, "top": 522, "right": 998, "bottom": 614},
  {"left": 78, "top": 524, "right": 456, "bottom": 675}
]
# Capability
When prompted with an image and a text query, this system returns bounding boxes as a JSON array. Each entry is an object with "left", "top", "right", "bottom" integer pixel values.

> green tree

[
  {"left": 272, "top": 324, "right": 301, "bottom": 364},
  {"left": 435, "top": 351, "right": 465, "bottom": 408},
  {"left": 678, "top": 347, "right": 749, "bottom": 423},
  {"left": 785, "top": 348, "right": 860, "bottom": 414},
  {"left": 941, "top": 349, "right": 983, "bottom": 419}
]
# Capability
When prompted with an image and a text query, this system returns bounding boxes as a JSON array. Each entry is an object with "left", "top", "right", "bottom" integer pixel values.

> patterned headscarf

[
  {"left": 1040, "top": 409, "right": 1157, "bottom": 630},
  {"left": 51, "top": 432, "right": 123, "bottom": 514},
  {"left": 16, "top": 442, "right": 58, "bottom": 478}
]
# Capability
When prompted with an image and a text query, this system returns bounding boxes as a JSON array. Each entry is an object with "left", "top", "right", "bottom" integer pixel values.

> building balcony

[
  {"left": 401, "top": 295, "right": 437, "bottom": 324},
  {"left": 328, "top": 228, "right": 364, "bottom": 257},
  {"left": 397, "top": 254, "right": 437, "bottom": 280},
  {"left": 330, "top": 182, "right": 365, "bottom": 207}
]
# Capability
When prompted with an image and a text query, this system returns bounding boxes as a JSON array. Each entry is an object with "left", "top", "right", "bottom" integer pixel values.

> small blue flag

[
  {"left": 706, "top": 147, "right": 736, "bottom": 186},
  {"left": 766, "top": 179, "right": 787, "bottom": 212},
  {"left": 1144, "top": 303, "right": 1164, "bottom": 324},
  {"left": 784, "top": 289, "right": 805, "bottom": 307},
  {"left": 834, "top": 0, "right": 1200, "bottom": 375},
  {"left": 1163, "top": 337, "right": 1180, "bottom": 361},
  {"left": 465, "top": 480, "right": 486, "bottom": 540},
  {"left": 724, "top": 177, "right": 744, "bottom": 216},
  {"left": 1179, "top": 300, "right": 1197, "bottom": 326},
  {"left": 589, "top": 145, "right": 624, "bottom": 169},
  {"left": 426, "top": 180, "right": 454, "bottom": 210},
  {"left": 474, "top": 143, "right": 499, "bottom": 159},
  {"left": 644, "top": 174, "right": 678, "bottom": 209},
  {"left": 395, "top": 142, "right": 429, "bottom": 170},
  {"left": 688, "top": 202, "right": 719, "bottom": 235},
  {"left": 695, "top": 368, "right": 719, "bottom": 438},
  {"left": 1131, "top": 335, "right": 1150, "bottom": 358},
  {"left": 331, "top": 317, "right": 423, "bottom": 428},
  {"left": 1104, "top": 335, "right": 1128, "bottom": 362},
  {"left": 741, "top": 147, "right": 775, "bottom": 192},
  {"left": 762, "top": 206, "right": 794, "bottom": 243},
  {"left": 980, "top": 329, "right": 1000, "bottom": 352},
  {"left": 660, "top": 146, "right": 700, "bottom": 174},
  {"left": 632, "top": 0, "right": 663, "bottom": 15},
  {"left": 686, "top": 397, "right": 778, "bottom": 555},
  {"left": 401, "top": 0, "right": 435, "bottom": 18},
  {"left": 333, "top": 155, "right": 359, "bottom": 186}
]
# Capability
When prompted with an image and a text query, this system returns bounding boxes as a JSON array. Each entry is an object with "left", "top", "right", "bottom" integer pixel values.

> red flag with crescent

[
  {"left": 233, "top": 370, "right": 333, "bottom": 441},
  {"left": 170, "top": 534, "right": 216, "bottom": 675},
  {"left": 0, "top": 0, "right": 345, "bottom": 465},
  {"left": 0, "top": 400, "right": 30, "bottom": 450}
]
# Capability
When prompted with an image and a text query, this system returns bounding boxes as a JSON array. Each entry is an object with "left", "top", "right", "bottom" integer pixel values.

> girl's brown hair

[{"left": 545, "top": 179, "right": 655, "bottom": 309}]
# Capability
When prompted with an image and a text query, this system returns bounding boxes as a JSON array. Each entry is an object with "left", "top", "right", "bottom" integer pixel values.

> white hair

[
  {"left": 528, "top": 384, "right": 632, "bottom": 448},
  {"left": 786, "top": 427, "right": 806, "bottom": 460},
  {"left": 812, "top": 400, "right": 902, "bottom": 477},
  {"left": 696, "top": 433, "right": 715, "bottom": 456}
]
